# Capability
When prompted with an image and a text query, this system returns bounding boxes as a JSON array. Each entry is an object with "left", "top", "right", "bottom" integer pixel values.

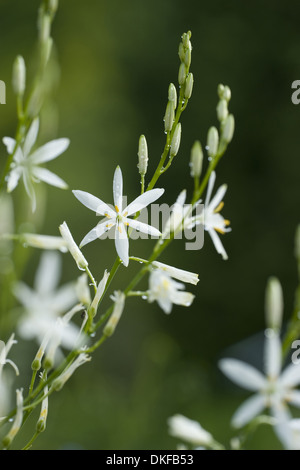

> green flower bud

[
  {"left": 190, "top": 141, "right": 203, "bottom": 178},
  {"left": 168, "top": 83, "right": 177, "bottom": 109},
  {"left": 178, "top": 62, "right": 187, "bottom": 86},
  {"left": 265, "top": 277, "right": 283, "bottom": 331},
  {"left": 222, "top": 114, "right": 235, "bottom": 143},
  {"left": 216, "top": 99, "right": 228, "bottom": 122},
  {"left": 170, "top": 123, "right": 182, "bottom": 157},
  {"left": 137, "top": 134, "right": 148, "bottom": 176},
  {"left": 184, "top": 73, "right": 194, "bottom": 99},
  {"left": 207, "top": 127, "right": 219, "bottom": 158},
  {"left": 164, "top": 101, "right": 175, "bottom": 132},
  {"left": 12, "top": 56, "right": 26, "bottom": 96}
]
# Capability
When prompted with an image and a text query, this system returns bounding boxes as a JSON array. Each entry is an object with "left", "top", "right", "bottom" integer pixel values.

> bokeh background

[{"left": 1, "top": 0, "right": 300, "bottom": 450}]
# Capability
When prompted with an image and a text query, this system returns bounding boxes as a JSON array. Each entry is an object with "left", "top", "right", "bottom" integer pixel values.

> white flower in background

[
  {"left": 168, "top": 414, "right": 214, "bottom": 448},
  {"left": 20, "top": 233, "right": 68, "bottom": 252},
  {"left": 147, "top": 269, "right": 195, "bottom": 314},
  {"left": 0, "top": 334, "right": 19, "bottom": 378},
  {"left": 13, "top": 251, "right": 78, "bottom": 345},
  {"left": 188, "top": 171, "right": 230, "bottom": 260},
  {"left": 219, "top": 330, "right": 300, "bottom": 449},
  {"left": 59, "top": 221, "right": 88, "bottom": 270},
  {"left": 3, "top": 118, "right": 69, "bottom": 211},
  {"left": 73, "top": 166, "right": 164, "bottom": 266}
]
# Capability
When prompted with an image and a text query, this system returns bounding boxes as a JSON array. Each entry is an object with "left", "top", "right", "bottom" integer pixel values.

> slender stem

[{"left": 22, "top": 432, "right": 39, "bottom": 451}]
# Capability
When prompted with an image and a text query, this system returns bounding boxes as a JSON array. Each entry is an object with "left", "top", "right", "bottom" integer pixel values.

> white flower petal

[
  {"left": 23, "top": 118, "right": 39, "bottom": 157},
  {"left": 231, "top": 393, "right": 266, "bottom": 428},
  {"left": 280, "top": 362, "right": 300, "bottom": 388},
  {"left": 29, "top": 138, "right": 70, "bottom": 164},
  {"left": 264, "top": 330, "right": 282, "bottom": 379},
  {"left": 286, "top": 390, "right": 300, "bottom": 408},
  {"left": 51, "top": 283, "right": 77, "bottom": 313},
  {"left": 125, "top": 217, "right": 161, "bottom": 237},
  {"left": 73, "top": 190, "right": 115, "bottom": 217},
  {"left": 34, "top": 251, "right": 61, "bottom": 295},
  {"left": 207, "top": 184, "right": 227, "bottom": 213},
  {"left": 113, "top": 166, "right": 123, "bottom": 212},
  {"left": 32, "top": 167, "right": 68, "bottom": 189},
  {"left": 125, "top": 188, "right": 164, "bottom": 216},
  {"left": 172, "top": 290, "right": 195, "bottom": 307},
  {"left": 219, "top": 358, "right": 266, "bottom": 391},
  {"left": 207, "top": 227, "right": 228, "bottom": 260},
  {"left": 152, "top": 262, "right": 199, "bottom": 285},
  {"left": 271, "top": 402, "right": 294, "bottom": 450},
  {"left": 115, "top": 222, "right": 129, "bottom": 266},
  {"left": 6, "top": 167, "right": 22, "bottom": 193},
  {"left": 80, "top": 220, "right": 114, "bottom": 248},
  {"left": 205, "top": 171, "right": 216, "bottom": 207},
  {"left": 3, "top": 137, "right": 17, "bottom": 155},
  {"left": 22, "top": 169, "right": 36, "bottom": 212},
  {"left": 13, "top": 282, "right": 36, "bottom": 310}
]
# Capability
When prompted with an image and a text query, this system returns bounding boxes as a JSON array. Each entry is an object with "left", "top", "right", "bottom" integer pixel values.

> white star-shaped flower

[
  {"left": 147, "top": 268, "right": 195, "bottom": 314},
  {"left": 219, "top": 329, "right": 300, "bottom": 449},
  {"left": 13, "top": 251, "right": 78, "bottom": 345},
  {"left": 73, "top": 166, "right": 164, "bottom": 266},
  {"left": 188, "top": 171, "right": 231, "bottom": 260},
  {"left": 4, "top": 118, "right": 69, "bottom": 211}
]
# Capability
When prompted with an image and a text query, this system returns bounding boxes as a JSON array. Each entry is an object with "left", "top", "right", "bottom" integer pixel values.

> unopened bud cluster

[
  {"left": 206, "top": 84, "right": 235, "bottom": 159},
  {"left": 178, "top": 31, "right": 193, "bottom": 100}
]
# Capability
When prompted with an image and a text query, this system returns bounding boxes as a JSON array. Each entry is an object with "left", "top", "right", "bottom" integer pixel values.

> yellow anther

[
  {"left": 214, "top": 201, "right": 224, "bottom": 213},
  {"left": 214, "top": 227, "right": 225, "bottom": 235},
  {"left": 104, "top": 212, "right": 111, "bottom": 219},
  {"left": 224, "top": 219, "right": 230, "bottom": 226},
  {"left": 115, "top": 205, "right": 120, "bottom": 213}
]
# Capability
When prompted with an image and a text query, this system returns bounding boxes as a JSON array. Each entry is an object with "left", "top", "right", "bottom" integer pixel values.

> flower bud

[
  {"left": 216, "top": 99, "right": 228, "bottom": 122},
  {"left": 190, "top": 141, "right": 203, "bottom": 178},
  {"left": 51, "top": 354, "right": 91, "bottom": 392},
  {"left": 12, "top": 56, "right": 26, "bottom": 96},
  {"left": 222, "top": 114, "right": 235, "bottom": 144},
  {"left": 168, "top": 83, "right": 177, "bottom": 109},
  {"left": 178, "top": 62, "right": 187, "bottom": 86},
  {"left": 36, "top": 386, "right": 48, "bottom": 433},
  {"left": 90, "top": 270, "right": 110, "bottom": 317},
  {"left": 59, "top": 222, "right": 88, "bottom": 270},
  {"left": 265, "top": 277, "right": 283, "bottom": 331},
  {"left": 170, "top": 123, "right": 181, "bottom": 157},
  {"left": 2, "top": 389, "right": 23, "bottom": 449},
  {"left": 103, "top": 292, "right": 125, "bottom": 337},
  {"left": 21, "top": 233, "right": 68, "bottom": 252},
  {"left": 184, "top": 73, "right": 194, "bottom": 99},
  {"left": 207, "top": 127, "right": 219, "bottom": 158},
  {"left": 164, "top": 101, "right": 175, "bottom": 132},
  {"left": 137, "top": 135, "right": 148, "bottom": 176}
]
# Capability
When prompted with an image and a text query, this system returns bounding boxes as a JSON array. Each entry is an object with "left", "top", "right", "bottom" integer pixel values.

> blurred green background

[{"left": 1, "top": 0, "right": 300, "bottom": 450}]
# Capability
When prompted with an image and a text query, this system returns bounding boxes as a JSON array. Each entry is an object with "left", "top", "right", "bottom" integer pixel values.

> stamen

[
  {"left": 115, "top": 205, "right": 120, "bottom": 213},
  {"left": 214, "top": 227, "right": 225, "bottom": 235},
  {"left": 224, "top": 219, "right": 230, "bottom": 226},
  {"left": 104, "top": 212, "right": 111, "bottom": 219},
  {"left": 214, "top": 201, "right": 224, "bottom": 213},
  {"left": 106, "top": 223, "right": 113, "bottom": 228},
  {"left": 123, "top": 211, "right": 128, "bottom": 217}
]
